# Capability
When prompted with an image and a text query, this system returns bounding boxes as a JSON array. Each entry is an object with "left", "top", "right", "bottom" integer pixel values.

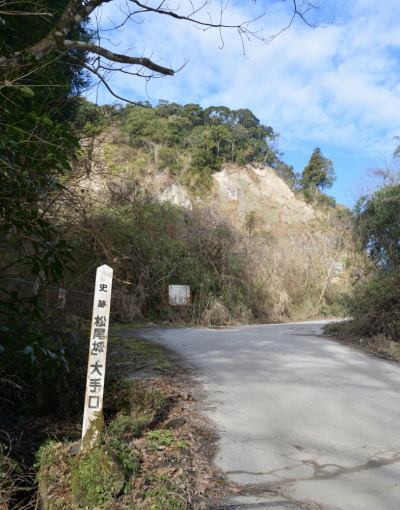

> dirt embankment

[
  {"left": 325, "top": 321, "right": 400, "bottom": 363},
  {"left": 1, "top": 326, "right": 230, "bottom": 510}
]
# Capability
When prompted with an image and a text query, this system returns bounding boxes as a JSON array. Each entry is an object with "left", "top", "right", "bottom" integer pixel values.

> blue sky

[{"left": 87, "top": 0, "right": 400, "bottom": 206}]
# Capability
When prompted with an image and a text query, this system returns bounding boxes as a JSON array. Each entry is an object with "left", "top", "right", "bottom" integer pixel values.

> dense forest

[
  {"left": 76, "top": 99, "right": 336, "bottom": 197},
  {"left": 75, "top": 99, "right": 298, "bottom": 190}
]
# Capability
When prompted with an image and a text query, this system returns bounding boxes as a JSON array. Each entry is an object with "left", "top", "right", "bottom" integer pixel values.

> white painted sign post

[{"left": 81, "top": 264, "right": 113, "bottom": 445}]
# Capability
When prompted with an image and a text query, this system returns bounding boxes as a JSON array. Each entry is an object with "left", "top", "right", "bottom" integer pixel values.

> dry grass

[
  {"left": 70, "top": 137, "right": 358, "bottom": 326},
  {"left": 0, "top": 433, "right": 36, "bottom": 510},
  {"left": 325, "top": 321, "right": 400, "bottom": 362}
]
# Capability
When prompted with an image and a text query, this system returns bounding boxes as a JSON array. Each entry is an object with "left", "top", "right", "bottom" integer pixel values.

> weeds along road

[{"left": 138, "top": 321, "right": 400, "bottom": 510}]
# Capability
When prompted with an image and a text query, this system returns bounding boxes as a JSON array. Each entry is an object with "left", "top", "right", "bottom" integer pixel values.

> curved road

[{"left": 139, "top": 321, "right": 400, "bottom": 510}]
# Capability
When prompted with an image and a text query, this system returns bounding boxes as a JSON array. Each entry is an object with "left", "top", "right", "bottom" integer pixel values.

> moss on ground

[
  {"left": 37, "top": 416, "right": 141, "bottom": 509},
  {"left": 34, "top": 334, "right": 202, "bottom": 510},
  {"left": 71, "top": 446, "right": 125, "bottom": 508},
  {"left": 145, "top": 429, "right": 187, "bottom": 451},
  {"left": 108, "top": 329, "right": 172, "bottom": 377},
  {"left": 36, "top": 419, "right": 142, "bottom": 509},
  {"left": 36, "top": 441, "right": 73, "bottom": 510},
  {"left": 106, "top": 414, "right": 146, "bottom": 437},
  {"left": 36, "top": 379, "right": 170, "bottom": 509}
]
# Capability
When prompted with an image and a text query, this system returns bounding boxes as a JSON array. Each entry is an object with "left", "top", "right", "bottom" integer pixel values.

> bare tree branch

[
  {"left": 0, "top": 0, "right": 52, "bottom": 16},
  {"left": 80, "top": 61, "right": 144, "bottom": 104},
  {"left": 127, "top": 0, "right": 256, "bottom": 31},
  {"left": 64, "top": 40, "right": 174, "bottom": 75},
  {"left": 0, "top": 0, "right": 318, "bottom": 88}
]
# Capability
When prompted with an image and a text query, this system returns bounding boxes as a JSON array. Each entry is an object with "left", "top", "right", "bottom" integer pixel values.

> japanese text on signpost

[{"left": 82, "top": 265, "right": 113, "bottom": 443}]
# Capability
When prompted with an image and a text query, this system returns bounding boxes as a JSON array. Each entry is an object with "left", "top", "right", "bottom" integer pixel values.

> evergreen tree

[
  {"left": 301, "top": 148, "right": 335, "bottom": 192},
  {"left": 0, "top": 2, "right": 92, "bottom": 407}
]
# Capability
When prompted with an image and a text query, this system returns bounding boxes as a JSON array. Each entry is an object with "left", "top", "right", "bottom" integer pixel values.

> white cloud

[{"left": 86, "top": 0, "right": 400, "bottom": 159}]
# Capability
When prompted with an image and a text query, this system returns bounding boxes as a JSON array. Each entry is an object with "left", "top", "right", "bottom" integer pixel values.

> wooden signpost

[{"left": 81, "top": 264, "right": 113, "bottom": 447}]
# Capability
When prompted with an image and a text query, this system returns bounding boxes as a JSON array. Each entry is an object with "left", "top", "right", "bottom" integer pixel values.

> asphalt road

[{"left": 139, "top": 322, "right": 400, "bottom": 510}]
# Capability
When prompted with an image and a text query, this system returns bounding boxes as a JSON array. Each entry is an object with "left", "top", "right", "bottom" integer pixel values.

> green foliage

[
  {"left": 0, "top": 300, "right": 88, "bottom": 413},
  {"left": 0, "top": 90, "right": 77, "bottom": 282},
  {"left": 355, "top": 184, "right": 400, "bottom": 269},
  {"left": 273, "top": 161, "right": 299, "bottom": 189},
  {"left": 144, "top": 485, "right": 185, "bottom": 510},
  {"left": 158, "top": 145, "right": 184, "bottom": 174},
  {"left": 69, "top": 196, "right": 249, "bottom": 321},
  {"left": 105, "top": 435, "right": 140, "bottom": 477},
  {"left": 72, "top": 98, "right": 118, "bottom": 137},
  {"left": 146, "top": 429, "right": 175, "bottom": 448},
  {"left": 0, "top": 1, "right": 92, "bottom": 413},
  {"left": 145, "top": 429, "right": 187, "bottom": 450},
  {"left": 348, "top": 273, "right": 400, "bottom": 340},
  {"left": 35, "top": 441, "right": 60, "bottom": 472},
  {"left": 0, "top": 2, "right": 86, "bottom": 283},
  {"left": 106, "top": 414, "right": 148, "bottom": 438},
  {"left": 0, "top": 285, "right": 87, "bottom": 413},
  {"left": 301, "top": 148, "right": 335, "bottom": 193},
  {"left": 120, "top": 102, "right": 282, "bottom": 190},
  {"left": 347, "top": 181, "right": 400, "bottom": 342},
  {"left": 129, "top": 384, "right": 166, "bottom": 424},
  {"left": 320, "top": 300, "right": 347, "bottom": 318},
  {"left": 106, "top": 380, "right": 167, "bottom": 433},
  {"left": 315, "top": 192, "right": 336, "bottom": 208}
]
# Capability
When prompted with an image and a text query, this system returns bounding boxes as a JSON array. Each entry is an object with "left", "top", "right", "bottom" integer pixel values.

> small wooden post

[{"left": 81, "top": 264, "right": 113, "bottom": 448}]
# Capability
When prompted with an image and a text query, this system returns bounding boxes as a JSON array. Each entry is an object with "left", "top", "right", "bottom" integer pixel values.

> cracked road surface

[{"left": 139, "top": 322, "right": 400, "bottom": 509}]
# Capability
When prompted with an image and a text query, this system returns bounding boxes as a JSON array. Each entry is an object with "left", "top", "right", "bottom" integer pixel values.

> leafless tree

[{"left": 0, "top": 0, "right": 318, "bottom": 102}]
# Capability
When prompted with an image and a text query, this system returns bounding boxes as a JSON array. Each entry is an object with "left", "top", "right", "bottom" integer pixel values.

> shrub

[
  {"left": 355, "top": 184, "right": 400, "bottom": 269},
  {"left": 106, "top": 414, "right": 148, "bottom": 438},
  {"left": 349, "top": 274, "right": 400, "bottom": 340},
  {"left": 345, "top": 184, "right": 400, "bottom": 341},
  {"left": 0, "top": 305, "right": 87, "bottom": 414}
]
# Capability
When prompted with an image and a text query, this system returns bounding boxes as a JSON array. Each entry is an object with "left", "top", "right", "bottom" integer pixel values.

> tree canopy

[
  {"left": 1, "top": 0, "right": 90, "bottom": 289},
  {"left": 0, "top": 1, "right": 92, "bottom": 405},
  {"left": 301, "top": 147, "right": 336, "bottom": 192},
  {"left": 121, "top": 102, "right": 279, "bottom": 168},
  {"left": 355, "top": 184, "right": 400, "bottom": 270}
]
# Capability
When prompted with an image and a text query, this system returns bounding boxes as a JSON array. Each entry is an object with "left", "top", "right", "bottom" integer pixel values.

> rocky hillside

[
  {"left": 68, "top": 101, "right": 359, "bottom": 324},
  {"left": 163, "top": 164, "right": 315, "bottom": 228}
]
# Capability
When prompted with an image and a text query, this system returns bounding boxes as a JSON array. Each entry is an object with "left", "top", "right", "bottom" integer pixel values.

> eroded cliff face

[
  {"left": 79, "top": 131, "right": 314, "bottom": 231},
  {"left": 211, "top": 165, "right": 315, "bottom": 230},
  {"left": 74, "top": 130, "right": 357, "bottom": 321},
  {"left": 80, "top": 128, "right": 350, "bottom": 245},
  {"left": 144, "top": 164, "right": 317, "bottom": 233}
]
